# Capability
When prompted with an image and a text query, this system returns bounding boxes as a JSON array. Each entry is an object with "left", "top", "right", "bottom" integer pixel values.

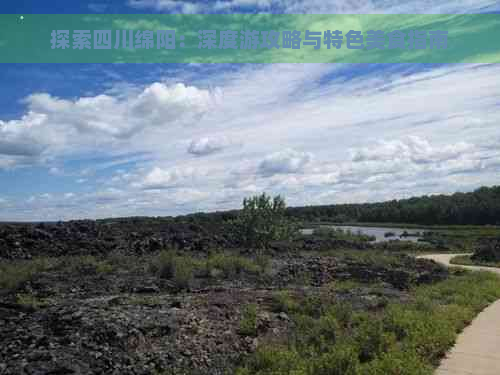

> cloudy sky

[{"left": 1, "top": 0, "right": 500, "bottom": 221}]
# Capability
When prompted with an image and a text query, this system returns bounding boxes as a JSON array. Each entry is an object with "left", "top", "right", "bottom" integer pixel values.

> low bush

[
  {"left": 271, "top": 291, "right": 301, "bottom": 314},
  {"left": 238, "top": 303, "right": 259, "bottom": 337},
  {"left": 150, "top": 250, "right": 197, "bottom": 289},
  {"left": 57, "top": 255, "right": 114, "bottom": 275},
  {"left": 206, "top": 253, "right": 261, "bottom": 278},
  {"left": 150, "top": 250, "right": 264, "bottom": 289},
  {"left": 311, "top": 345, "right": 361, "bottom": 375},
  {"left": 237, "top": 271, "right": 500, "bottom": 375},
  {"left": 313, "top": 227, "right": 375, "bottom": 242}
]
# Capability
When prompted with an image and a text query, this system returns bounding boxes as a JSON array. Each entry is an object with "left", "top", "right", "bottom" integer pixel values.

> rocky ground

[
  {"left": 0, "top": 250, "right": 447, "bottom": 375},
  {"left": 0, "top": 219, "right": 449, "bottom": 374},
  {"left": 0, "top": 218, "right": 376, "bottom": 261}
]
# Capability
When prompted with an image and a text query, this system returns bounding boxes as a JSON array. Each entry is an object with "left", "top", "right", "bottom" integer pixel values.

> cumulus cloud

[
  {"left": 135, "top": 166, "right": 198, "bottom": 190},
  {"left": 258, "top": 148, "right": 313, "bottom": 176},
  {"left": 26, "top": 82, "right": 215, "bottom": 138},
  {"left": 0, "top": 83, "right": 218, "bottom": 169},
  {"left": 352, "top": 136, "right": 473, "bottom": 164},
  {"left": 187, "top": 136, "right": 231, "bottom": 156},
  {"left": 342, "top": 135, "right": 496, "bottom": 188},
  {"left": 0, "top": 112, "right": 52, "bottom": 168},
  {"left": 3, "top": 55, "right": 500, "bottom": 220}
]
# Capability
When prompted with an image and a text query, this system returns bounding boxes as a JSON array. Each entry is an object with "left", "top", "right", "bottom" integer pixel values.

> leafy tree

[
  {"left": 286, "top": 185, "right": 500, "bottom": 226},
  {"left": 231, "top": 193, "right": 297, "bottom": 248}
]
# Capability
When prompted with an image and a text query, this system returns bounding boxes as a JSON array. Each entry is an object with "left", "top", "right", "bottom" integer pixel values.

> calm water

[{"left": 300, "top": 225, "right": 425, "bottom": 243}]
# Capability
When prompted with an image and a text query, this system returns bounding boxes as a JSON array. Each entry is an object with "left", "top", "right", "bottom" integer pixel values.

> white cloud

[
  {"left": 0, "top": 112, "right": 52, "bottom": 168},
  {"left": 135, "top": 166, "right": 199, "bottom": 190},
  {"left": 352, "top": 136, "right": 473, "bottom": 164},
  {"left": 3, "top": 58, "right": 500, "bottom": 219},
  {"left": 187, "top": 136, "right": 232, "bottom": 156},
  {"left": 0, "top": 83, "right": 218, "bottom": 169},
  {"left": 259, "top": 148, "right": 313, "bottom": 176}
]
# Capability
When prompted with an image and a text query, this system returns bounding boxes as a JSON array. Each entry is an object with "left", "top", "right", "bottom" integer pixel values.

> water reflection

[{"left": 300, "top": 225, "right": 424, "bottom": 243}]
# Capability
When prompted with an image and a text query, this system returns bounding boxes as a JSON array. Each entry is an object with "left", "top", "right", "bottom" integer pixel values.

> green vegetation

[
  {"left": 15, "top": 293, "right": 52, "bottom": 309},
  {"left": 450, "top": 238, "right": 500, "bottom": 267},
  {"left": 312, "top": 227, "right": 376, "bottom": 242},
  {"left": 237, "top": 271, "right": 500, "bottom": 375},
  {"left": 149, "top": 250, "right": 198, "bottom": 289},
  {"left": 149, "top": 250, "right": 266, "bottom": 289},
  {"left": 270, "top": 291, "right": 301, "bottom": 314},
  {"left": 126, "top": 295, "right": 163, "bottom": 307},
  {"left": 238, "top": 303, "right": 259, "bottom": 337},
  {"left": 471, "top": 238, "right": 500, "bottom": 262},
  {"left": 0, "top": 258, "right": 53, "bottom": 291},
  {"left": 56, "top": 255, "right": 115, "bottom": 274},
  {"left": 287, "top": 185, "right": 500, "bottom": 225},
  {"left": 0, "top": 255, "right": 118, "bottom": 293},
  {"left": 206, "top": 253, "right": 263, "bottom": 277},
  {"left": 230, "top": 193, "right": 297, "bottom": 248}
]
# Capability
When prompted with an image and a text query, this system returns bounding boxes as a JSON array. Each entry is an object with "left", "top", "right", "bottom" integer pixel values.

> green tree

[{"left": 231, "top": 193, "right": 296, "bottom": 248}]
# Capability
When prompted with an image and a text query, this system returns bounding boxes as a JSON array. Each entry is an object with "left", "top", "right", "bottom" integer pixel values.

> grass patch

[
  {"left": 0, "top": 255, "right": 118, "bottom": 293},
  {"left": 15, "top": 293, "right": 52, "bottom": 309},
  {"left": 0, "top": 258, "right": 53, "bottom": 292},
  {"left": 313, "top": 227, "right": 375, "bottom": 242},
  {"left": 149, "top": 250, "right": 198, "bottom": 290},
  {"left": 451, "top": 255, "right": 500, "bottom": 269},
  {"left": 56, "top": 255, "right": 115, "bottom": 275},
  {"left": 236, "top": 270, "right": 500, "bottom": 375},
  {"left": 149, "top": 250, "right": 265, "bottom": 290},
  {"left": 127, "top": 295, "right": 162, "bottom": 307},
  {"left": 238, "top": 303, "right": 259, "bottom": 337},
  {"left": 206, "top": 253, "right": 262, "bottom": 278},
  {"left": 271, "top": 291, "right": 301, "bottom": 314}
]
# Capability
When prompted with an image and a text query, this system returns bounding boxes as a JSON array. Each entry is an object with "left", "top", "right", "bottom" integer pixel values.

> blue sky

[{"left": 1, "top": 0, "right": 500, "bottom": 221}]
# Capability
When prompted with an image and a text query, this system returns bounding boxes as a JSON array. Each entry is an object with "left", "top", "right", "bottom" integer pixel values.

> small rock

[{"left": 278, "top": 312, "right": 289, "bottom": 321}]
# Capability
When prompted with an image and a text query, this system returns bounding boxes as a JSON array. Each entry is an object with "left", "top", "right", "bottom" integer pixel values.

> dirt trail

[{"left": 418, "top": 253, "right": 500, "bottom": 375}]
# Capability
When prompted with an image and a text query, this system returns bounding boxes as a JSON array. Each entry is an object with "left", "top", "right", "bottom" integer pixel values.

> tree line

[{"left": 286, "top": 186, "right": 500, "bottom": 225}]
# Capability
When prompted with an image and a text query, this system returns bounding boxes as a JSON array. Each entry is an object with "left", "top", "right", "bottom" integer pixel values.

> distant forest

[
  {"left": 100, "top": 186, "right": 500, "bottom": 227},
  {"left": 285, "top": 186, "right": 500, "bottom": 226}
]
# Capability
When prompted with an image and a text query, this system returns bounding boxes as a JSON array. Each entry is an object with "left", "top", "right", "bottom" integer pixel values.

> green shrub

[
  {"left": 206, "top": 254, "right": 261, "bottom": 278},
  {"left": 362, "top": 349, "right": 432, "bottom": 375},
  {"left": 255, "top": 251, "right": 271, "bottom": 272},
  {"left": 353, "top": 314, "right": 396, "bottom": 363},
  {"left": 150, "top": 250, "right": 195, "bottom": 290},
  {"left": 229, "top": 193, "right": 297, "bottom": 248},
  {"left": 313, "top": 227, "right": 375, "bottom": 243},
  {"left": 271, "top": 291, "right": 301, "bottom": 314},
  {"left": 238, "top": 346, "right": 307, "bottom": 375},
  {"left": 311, "top": 345, "right": 361, "bottom": 375},
  {"left": 237, "top": 272, "right": 500, "bottom": 375},
  {"left": 238, "top": 303, "right": 259, "bottom": 337},
  {"left": 383, "top": 304, "right": 456, "bottom": 363},
  {"left": 57, "top": 255, "right": 114, "bottom": 275}
]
